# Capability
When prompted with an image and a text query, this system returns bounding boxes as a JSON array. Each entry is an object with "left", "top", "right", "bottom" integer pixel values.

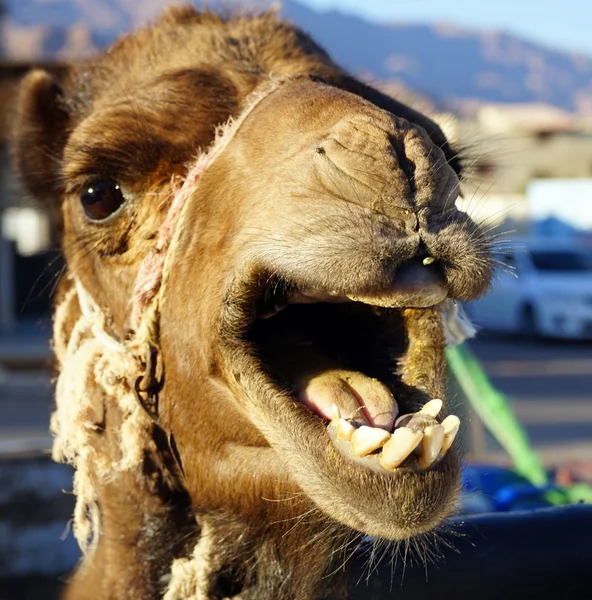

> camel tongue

[{"left": 296, "top": 369, "right": 399, "bottom": 431}]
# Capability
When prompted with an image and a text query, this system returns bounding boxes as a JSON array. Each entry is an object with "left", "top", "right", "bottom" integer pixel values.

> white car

[{"left": 468, "top": 241, "right": 592, "bottom": 339}]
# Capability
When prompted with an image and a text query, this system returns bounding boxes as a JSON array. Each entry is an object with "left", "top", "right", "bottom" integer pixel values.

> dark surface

[
  {"left": 0, "top": 577, "right": 64, "bottom": 600},
  {"left": 0, "top": 456, "right": 78, "bottom": 589},
  {"left": 2, "top": 506, "right": 591, "bottom": 599},
  {"left": 349, "top": 505, "right": 592, "bottom": 599}
]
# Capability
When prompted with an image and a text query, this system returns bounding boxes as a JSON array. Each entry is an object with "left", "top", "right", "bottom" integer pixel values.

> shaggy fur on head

[{"left": 13, "top": 6, "right": 492, "bottom": 599}]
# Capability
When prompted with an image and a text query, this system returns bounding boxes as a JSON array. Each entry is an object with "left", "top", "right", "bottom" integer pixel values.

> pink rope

[
  {"left": 130, "top": 155, "right": 208, "bottom": 328},
  {"left": 128, "top": 79, "right": 285, "bottom": 331}
]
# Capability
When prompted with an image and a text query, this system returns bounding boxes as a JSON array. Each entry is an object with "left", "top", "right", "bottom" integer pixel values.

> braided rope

[
  {"left": 163, "top": 521, "right": 221, "bottom": 600},
  {"left": 52, "top": 283, "right": 149, "bottom": 553}
]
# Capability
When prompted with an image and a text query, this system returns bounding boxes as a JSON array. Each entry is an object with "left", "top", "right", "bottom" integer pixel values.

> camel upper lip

[{"left": 253, "top": 256, "right": 447, "bottom": 321}]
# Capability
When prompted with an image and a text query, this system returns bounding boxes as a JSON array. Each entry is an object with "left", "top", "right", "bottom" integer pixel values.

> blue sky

[{"left": 300, "top": 0, "right": 592, "bottom": 57}]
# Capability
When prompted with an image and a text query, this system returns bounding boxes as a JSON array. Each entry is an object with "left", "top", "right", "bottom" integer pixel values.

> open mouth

[{"left": 244, "top": 266, "right": 460, "bottom": 476}]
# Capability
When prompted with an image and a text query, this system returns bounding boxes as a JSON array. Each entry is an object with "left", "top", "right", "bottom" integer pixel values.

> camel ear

[{"left": 12, "top": 69, "right": 71, "bottom": 203}]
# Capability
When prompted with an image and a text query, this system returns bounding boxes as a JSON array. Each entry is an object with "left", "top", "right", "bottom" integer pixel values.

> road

[
  {"left": 0, "top": 369, "right": 54, "bottom": 454},
  {"left": 1, "top": 334, "right": 591, "bottom": 466},
  {"left": 469, "top": 334, "right": 592, "bottom": 467}
]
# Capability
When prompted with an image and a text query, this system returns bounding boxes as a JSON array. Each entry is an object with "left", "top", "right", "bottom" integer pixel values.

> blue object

[{"left": 461, "top": 464, "right": 557, "bottom": 512}]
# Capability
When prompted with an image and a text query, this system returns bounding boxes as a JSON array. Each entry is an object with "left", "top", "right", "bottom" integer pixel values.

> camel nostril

[
  {"left": 388, "top": 133, "right": 417, "bottom": 192},
  {"left": 395, "top": 255, "right": 443, "bottom": 283},
  {"left": 387, "top": 255, "right": 447, "bottom": 308}
]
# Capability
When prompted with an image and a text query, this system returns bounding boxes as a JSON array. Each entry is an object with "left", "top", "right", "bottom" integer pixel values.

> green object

[
  {"left": 565, "top": 483, "right": 592, "bottom": 504},
  {"left": 446, "top": 343, "right": 591, "bottom": 506}
]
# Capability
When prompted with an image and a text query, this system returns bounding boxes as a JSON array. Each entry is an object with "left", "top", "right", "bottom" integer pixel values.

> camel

[{"left": 12, "top": 6, "right": 493, "bottom": 599}]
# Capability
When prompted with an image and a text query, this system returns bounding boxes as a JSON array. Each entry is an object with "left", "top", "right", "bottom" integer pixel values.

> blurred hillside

[{"left": 1, "top": 0, "right": 592, "bottom": 114}]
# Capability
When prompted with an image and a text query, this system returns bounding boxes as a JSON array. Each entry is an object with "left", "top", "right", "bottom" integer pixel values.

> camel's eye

[{"left": 79, "top": 179, "right": 125, "bottom": 221}]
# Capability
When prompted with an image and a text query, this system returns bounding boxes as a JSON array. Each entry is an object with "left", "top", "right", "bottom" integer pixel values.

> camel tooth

[
  {"left": 379, "top": 427, "right": 423, "bottom": 470},
  {"left": 419, "top": 425, "right": 445, "bottom": 470},
  {"left": 420, "top": 399, "right": 443, "bottom": 418},
  {"left": 336, "top": 418, "right": 356, "bottom": 441},
  {"left": 441, "top": 415, "right": 461, "bottom": 454},
  {"left": 350, "top": 426, "right": 391, "bottom": 457},
  {"left": 331, "top": 403, "right": 341, "bottom": 422}
]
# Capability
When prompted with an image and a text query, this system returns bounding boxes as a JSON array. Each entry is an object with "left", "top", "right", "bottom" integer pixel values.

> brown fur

[{"left": 12, "top": 6, "right": 492, "bottom": 599}]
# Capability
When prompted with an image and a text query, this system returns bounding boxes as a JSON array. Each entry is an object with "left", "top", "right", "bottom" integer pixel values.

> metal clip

[{"left": 132, "top": 344, "right": 163, "bottom": 423}]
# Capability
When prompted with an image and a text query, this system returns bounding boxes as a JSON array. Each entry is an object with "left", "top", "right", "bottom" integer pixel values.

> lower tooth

[
  {"left": 441, "top": 415, "right": 460, "bottom": 453},
  {"left": 420, "top": 399, "right": 443, "bottom": 418},
  {"left": 350, "top": 426, "right": 391, "bottom": 457},
  {"left": 380, "top": 427, "right": 423, "bottom": 470},
  {"left": 331, "top": 403, "right": 342, "bottom": 422},
  {"left": 336, "top": 418, "right": 356, "bottom": 441},
  {"left": 419, "top": 424, "right": 445, "bottom": 469}
]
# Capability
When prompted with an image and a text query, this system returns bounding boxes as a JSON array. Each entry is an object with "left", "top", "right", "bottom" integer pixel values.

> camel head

[{"left": 13, "top": 6, "right": 492, "bottom": 598}]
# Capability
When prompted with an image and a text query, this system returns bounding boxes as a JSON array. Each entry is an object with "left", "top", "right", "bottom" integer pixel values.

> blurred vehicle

[{"left": 468, "top": 240, "right": 592, "bottom": 339}]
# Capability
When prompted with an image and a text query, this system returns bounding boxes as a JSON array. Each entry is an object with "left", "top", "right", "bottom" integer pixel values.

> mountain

[
  {"left": 282, "top": 4, "right": 592, "bottom": 114},
  {"left": 2, "top": 0, "right": 592, "bottom": 114}
]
